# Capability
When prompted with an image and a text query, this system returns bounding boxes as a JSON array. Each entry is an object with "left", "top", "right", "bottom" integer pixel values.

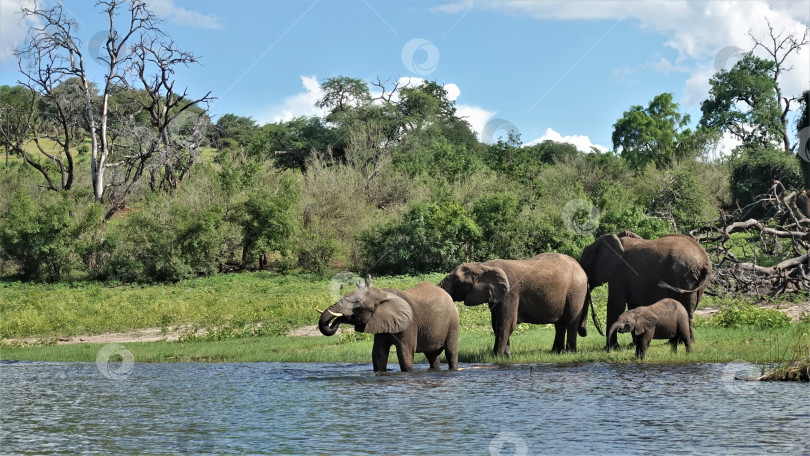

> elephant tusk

[
  {"left": 315, "top": 308, "right": 324, "bottom": 314},
  {"left": 327, "top": 310, "right": 344, "bottom": 317}
]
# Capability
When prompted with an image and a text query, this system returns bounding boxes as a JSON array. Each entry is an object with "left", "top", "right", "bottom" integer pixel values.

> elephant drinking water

[{"left": 317, "top": 276, "right": 459, "bottom": 372}]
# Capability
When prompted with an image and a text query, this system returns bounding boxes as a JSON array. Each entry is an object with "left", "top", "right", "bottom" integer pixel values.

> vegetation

[{"left": 0, "top": 5, "right": 808, "bottom": 378}]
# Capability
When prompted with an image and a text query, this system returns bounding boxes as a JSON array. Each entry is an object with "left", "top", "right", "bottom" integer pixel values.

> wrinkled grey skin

[
  {"left": 439, "top": 252, "right": 594, "bottom": 356},
  {"left": 318, "top": 277, "right": 459, "bottom": 372},
  {"left": 579, "top": 231, "right": 712, "bottom": 349},
  {"left": 607, "top": 298, "right": 692, "bottom": 359}
]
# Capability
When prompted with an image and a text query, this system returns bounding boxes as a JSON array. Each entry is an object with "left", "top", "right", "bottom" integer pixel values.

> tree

[
  {"left": 16, "top": 1, "right": 213, "bottom": 217},
  {"left": 0, "top": 85, "right": 36, "bottom": 170},
  {"left": 701, "top": 20, "right": 809, "bottom": 153},
  {"left": 213, "top": 114, "right": 258, "bottom": 149},
  {"left": 613, "top": 93, "right": 699, "bottom": 169}
]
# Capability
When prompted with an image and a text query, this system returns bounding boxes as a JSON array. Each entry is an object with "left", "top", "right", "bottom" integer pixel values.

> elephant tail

[
  {"left": 579, "top": 287, "right": 604, "bottom": 337},
  {"left": 658, "top": 267, "right": 712, "bottom": 294}
]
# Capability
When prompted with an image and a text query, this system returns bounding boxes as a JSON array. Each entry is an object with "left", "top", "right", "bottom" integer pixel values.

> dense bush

[
  {"left": 708, "top": 302, "right": 792, "bottom": 329},
  {"left": 361, "top": 201, "right": 481, "bottom": 274},
  {"left": 729, "top": 145, "right": 802, "bottom": 207},
  {"left": 0, "top": 189, "right": 102, "bottom": 281}
]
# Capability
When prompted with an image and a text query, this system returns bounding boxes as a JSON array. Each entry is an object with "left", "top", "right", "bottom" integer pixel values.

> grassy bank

[
  {"left": 1, "top": 325, "right": 807, "bottom": 365},
  {"left": 1, "top": 272, "right": 808, "bottom": 365}
]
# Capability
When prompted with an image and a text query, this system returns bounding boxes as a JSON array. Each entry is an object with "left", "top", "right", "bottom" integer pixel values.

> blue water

[{"left": 0, "top": 361, "right": 807, "bottom": 454}]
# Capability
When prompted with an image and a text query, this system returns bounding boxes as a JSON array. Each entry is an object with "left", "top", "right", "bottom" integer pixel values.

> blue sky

[{"left": 1, "top": 0, "right": 808, "bottom": 152}]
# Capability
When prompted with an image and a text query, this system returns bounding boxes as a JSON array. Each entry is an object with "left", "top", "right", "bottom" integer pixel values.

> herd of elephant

[{"left": 316, "top": 231, "right": 713, "bottom": 372}]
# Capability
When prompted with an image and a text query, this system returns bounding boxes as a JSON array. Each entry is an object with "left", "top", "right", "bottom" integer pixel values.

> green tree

[
  {"left": 0, "top": 85, "right": 35, "bottom": 169},
  {"left": 613, "top": 93, "right": 699, "bottom": 169},
  {"left": 213, "top": 114, "right": 258, "bottom": 149},
  {"left": 700, "top": 54, "right": 783, "bottom": 148}
]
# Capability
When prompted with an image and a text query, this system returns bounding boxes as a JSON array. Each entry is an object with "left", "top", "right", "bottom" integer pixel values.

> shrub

[
  {"left": 729, "top": 145, "right": 802, "bottom": 207},
  {"left": 709, "top": 302, "right": 792, "bottom": 329},
  {"left": 0, "top": 189, "right": 103, "bottom": 281},
  {"left": 361, "top": 201, "right": 481, "bottom": 274}
]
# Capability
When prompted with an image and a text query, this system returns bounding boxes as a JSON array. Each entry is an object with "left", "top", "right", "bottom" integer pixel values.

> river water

[{"left": 0, "top": 361, "right": 807, "bottom": 455}]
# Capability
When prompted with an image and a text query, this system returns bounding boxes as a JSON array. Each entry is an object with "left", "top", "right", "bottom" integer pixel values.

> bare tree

[
  {"left": 15, "top": 0, "right": 213, "bottom": 217},
  {"left": 749, "top": 19, "right": 810, "bottom": 154}
]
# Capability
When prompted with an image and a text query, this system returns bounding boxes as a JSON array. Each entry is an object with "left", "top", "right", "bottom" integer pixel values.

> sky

[{"left": 1, "top": 0, "right": 809, "bottom": 153}]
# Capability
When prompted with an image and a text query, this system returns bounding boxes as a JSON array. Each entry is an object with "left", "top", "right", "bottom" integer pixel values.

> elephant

[
  {"left": 317, "top": 276, "right": 459, "bottom": 372},
  {"left": 607, "top": 298, "right": 692, "bottom": 359},
  {"left": 578, "top": 231, "right": 712, "bottom": 349},
  {"left": 438, "top": 252, "right": 599, "bottom": 356}
]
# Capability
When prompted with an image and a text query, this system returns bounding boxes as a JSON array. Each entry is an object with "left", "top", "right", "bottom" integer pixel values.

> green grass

[
  {"left": 0, "top": 272, "right": 449, "bottom": 339},
  {"left": 1, "top": 272, "right": 807, "bottom": 365},
  {"left": 1, "top": 324, "right": 806, "bottom": 365}
]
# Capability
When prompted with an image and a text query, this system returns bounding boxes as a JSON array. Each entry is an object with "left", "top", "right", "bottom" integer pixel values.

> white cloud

[
  {"left": 438, "top": 1, "right": 810, "bottom": 105},
  {"left": 0, "top": 0, "right": 36, "bottom": 61},
  {"left": 260, "top": 75, "right": 326, "bottom": 124},
  {"left": 526, "top": 127, "right": 609, "bottom": 153},
  {"left": 457, "top": 104, "right": 497, "bottom": 139},
  {"left": 147, "top": 0, "right": 221, "bottom": 29}
]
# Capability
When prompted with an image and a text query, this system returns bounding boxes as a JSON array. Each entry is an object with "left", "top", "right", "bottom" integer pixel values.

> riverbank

[
  {"left": 1, "top": 272, "right": 808, "bottom": 366},
  {"left": 2, "top": 324, "right": 808, "bottom": 366}
]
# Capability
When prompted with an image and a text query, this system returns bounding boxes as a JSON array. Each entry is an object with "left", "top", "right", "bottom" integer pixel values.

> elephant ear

[
  {"left": 364, "top": 293, "right": 413, "bottom": 334},
  {"left": 593, "top": 234, "right": 625, "bottom": 285},
  {"left": 633, "top": 310, "right": 658, "bottom": 336},
  {"left": 465, "top": 265, "right": 510, "bottom": 306}
]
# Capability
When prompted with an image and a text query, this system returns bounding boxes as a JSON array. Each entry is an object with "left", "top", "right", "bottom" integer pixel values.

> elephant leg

[
  {"left": 395, "top": 343, "right": 415, "bottom": 372},
  {"left": 669, "top": 337, "right": 678, "bottom": 353},
  {"left": 445, "top": 328, "right": 459, "bottom": 371},
  {"left": 425, "top": 350, "right": 442, "bottom": 370},
  {"left": 372, "top": 337, "right": 391, "bottom": 372},
  {"left": 490, "top": 296, "right": 514, "bottom": 356},
  {"left": 565, "top": 319, "right": 579, "bottom": 352},
  {"left": 605, "top": 287, "right": 626, "bottom": 350},
  {"left": 683, "top": 331, "right": 692, "bottom": 353},
  {"left": 552, "top": 323, "right": 566, "bottom": 353},
  {"left": 637, "top": 331, "right": 654, "bottom": 359}
]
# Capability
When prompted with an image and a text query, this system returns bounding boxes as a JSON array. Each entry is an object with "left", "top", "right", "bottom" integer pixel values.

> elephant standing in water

[
  {"left": 317, "top": 276, "right": 459, "bottom": 372},
  {"left": 579, "top": 231, "right": 712, "bottom": 349},
  {"left": 439, "top": 253, "right": 598, "bottom": 356}
]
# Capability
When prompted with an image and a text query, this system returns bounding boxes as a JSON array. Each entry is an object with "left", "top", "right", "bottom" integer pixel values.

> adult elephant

[
  {"left": 317, "top": 276, "right": 459, "bottom": 372},
  {"left": 578, "top": 231, "right": 712, "bottom": 349},
  {"left": 439, "top": 252, "right": 598, "bottom": 356}
]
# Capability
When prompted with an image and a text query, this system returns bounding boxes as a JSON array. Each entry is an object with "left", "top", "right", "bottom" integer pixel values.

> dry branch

[{"left": 690, "top": 181, "right": 810, "bottom": 296}]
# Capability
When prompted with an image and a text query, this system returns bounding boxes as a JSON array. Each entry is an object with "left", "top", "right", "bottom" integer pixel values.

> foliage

[
  {"left": 729, "top": 144, "right": 802, "bottom": 206},
  {"left": 613, "top": 92, "right": 701, "bottom": 169},
  {"left": 707, "top": 302, "right": 792, "bottom": 329},
  {"left": 700, "top": 54, "right": 783, "bottom": 148},
  {"left": 0, "top": 189, "right": 102, "bottom": 281},
  {"left": 361, "top": 201, "right": 481, "bottom": 274}
]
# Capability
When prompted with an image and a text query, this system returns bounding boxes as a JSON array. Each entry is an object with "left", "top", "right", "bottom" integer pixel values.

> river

[{"left": 1, "top": 361, "right": 807, "bottom": 454}]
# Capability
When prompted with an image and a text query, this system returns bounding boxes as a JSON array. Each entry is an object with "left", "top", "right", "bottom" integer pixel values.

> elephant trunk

[
  {"left": 606, "top": 321, "right": 622, "bottom": 352},
  {"left": 318, "top": 305, "right": 345, "bottom": 336}
]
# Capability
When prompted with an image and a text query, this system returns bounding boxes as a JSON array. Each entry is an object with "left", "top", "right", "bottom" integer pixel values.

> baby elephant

[
  {"left": 317, "top": 276, "right": 459, "bottom": 372},
  {"left": 607, "top": 298, "right": 692, "bottom": 359}
]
